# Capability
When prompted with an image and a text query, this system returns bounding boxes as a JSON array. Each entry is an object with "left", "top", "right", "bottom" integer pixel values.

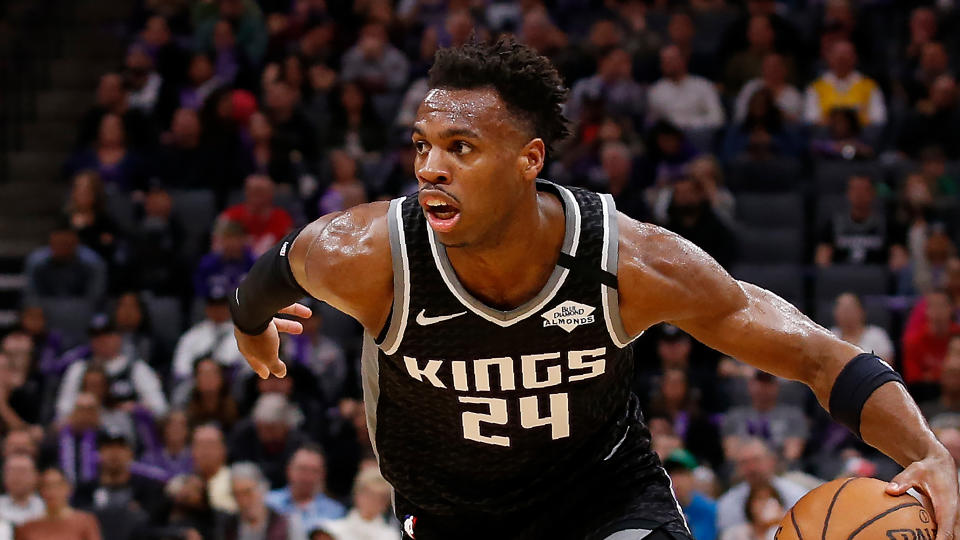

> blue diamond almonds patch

[{"left": 541, "top": 300, "right": 596, "bottom": 332}]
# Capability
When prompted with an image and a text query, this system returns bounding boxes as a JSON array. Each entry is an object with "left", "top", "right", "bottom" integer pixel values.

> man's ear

[{"left": 519, "top": 138, "right": 546, "bottom": 181}]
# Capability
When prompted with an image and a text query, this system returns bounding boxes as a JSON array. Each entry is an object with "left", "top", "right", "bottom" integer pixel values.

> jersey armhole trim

[
  {"left": 600, "top": 193, "right": 642, "bottom": 348},
  {"left": 377, "top": 197, "right": 411, "bottom": 355}
]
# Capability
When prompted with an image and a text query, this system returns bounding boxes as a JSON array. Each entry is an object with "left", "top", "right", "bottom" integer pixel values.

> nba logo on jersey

[
  {"left": 542, "top": 300, "right": 596, "bottom": 332},
  {"left": 403, "top": 515, "right": 417, "bottom": 538}
]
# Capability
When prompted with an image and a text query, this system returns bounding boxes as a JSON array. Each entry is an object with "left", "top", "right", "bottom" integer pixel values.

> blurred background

[{"left": 1, "top": 0, "right": 960, "bottom": 539}]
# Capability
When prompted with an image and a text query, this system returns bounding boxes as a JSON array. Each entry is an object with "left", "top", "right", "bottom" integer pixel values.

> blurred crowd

[{"left": 6, "top": 0, "right": 960, "bottom": 539}]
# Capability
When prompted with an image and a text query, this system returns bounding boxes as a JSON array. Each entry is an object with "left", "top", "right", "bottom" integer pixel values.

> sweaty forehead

[{"left": 416, "top": 87, "right": 528, "bottom": 139}]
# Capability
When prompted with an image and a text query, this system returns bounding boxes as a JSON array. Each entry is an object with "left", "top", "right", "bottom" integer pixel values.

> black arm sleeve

[
  {"left": 828, "top": 352, "right": 905, "bottom": 440},
  {"left": 229, "top": 227, "right": 310, "bottom": 335}
]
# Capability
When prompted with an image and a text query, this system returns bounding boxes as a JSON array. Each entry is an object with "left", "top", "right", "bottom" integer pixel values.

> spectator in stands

[
  {"left": 249, "top": 111, "right": 296, "bottom": 187},
  {"left": 724, "top": 15, "right": 781, "bottom": 97},
  {"left": 76, "top": 366, "right": 138, "bottom": 447},
  {"left": 55, "top": 314, "right": 168, "bottom": 421},
  {"left": 220, "top": 174, "right": 294, "bottom": 256},
  {"left": 323, "top": 81, "right": 388, "bottom": 157},
  {"left": 647, "top": 45, "right": 725, "bottom": 131},
  {"left": 197, "top": 87, "right": 255, "bottom": 199},
  {"left": 76, "top": 73, "right": 156, "bottom": 150},
  {"left": 902, "top": 6, "right": 939, "bottom": 76},
  {"left": 0, "top": 454, "right": 44, "bottom": 526},
  {"left": 178, "top": 53, "right": 222, "bottom": 111},
  {"left": 40, "top": 393, "right": 104, "bottom": 486},
  {"left": 112, "top": 292, "right": 156, "bottom": 368},
  {"left": 124, "top": 43, "right": 172, "bottom": 120},
  {"left": 639, "top": 120, "right": 698, "bottom": 192},
  {"left": 0, "top": 348, "right": 42, "bottom": 433},
  {"left": 566, "top": 47, "right": 645, "bottom": 125},
  {"left": 137, "top": 15, "right": 187, "bottom": 87},
  {"left": 722, "top": 87, "right": 802, "bottom": 163},
  {"left": 809, "top": 106, "right": 875, "bottom": 160},
  {"left": 23, "top": 221, "right": 106, "bottom": 306},
  {"left": 179, "top": 358, "right": 240, "bottom": 432},
  {"left": 264, "top": 80, "right": 319, "bottom": 165},
  {"left": 920, "top": 339, "right": 960, "bottom": 422},
  {"left": 903, "top": 290, "right": 960, "bottom": 395},
  {"left": 172, "top": 287, "right": 244, "bottom": 383},
  {"left": 266, "top": 445, "right": 345, "bottom": 538},
  {"left": 317, "top": 467, "right": 396, "bottom": 540},
  {"left": 221, "top": 462, "right": 289, "bottom": 540},
  {"left": 17, "top": 467, "right": 101, "bottom": 540},
  {"left": 210, "top": 19, "right": 257, "bottom": 90},
  {"left": 645, "top": 368, "right": 723, "bottom": 468},
  {"left": 157, "top": 107, "right": 206, "bottom": 189},
  {"left": 65, "top": 113, "right": 147, "bottom": 192},
  {"left": 815, "top": 175, "right": 907, "bottom": 269},
  {"left": 829, "top": 293, "right": 894, "bottom": 363},
  {"left": 72, "top": 429, "right": 167, "bottom": 522},
  {"left": 152, "top": 473, "right": 219, "bottom": 540},
  {"left": 142, "top": 410, "right": 193, "bottom": 480},
  {"left": 341, "top": 22, "right": 410, "bottom": 97},
  {"left": 127, "top": 182, "right": 187, "bottom": 296},
  {"left": 900, "top": 225, "right": 957, "bottom": 296},
  {"left": 659, "top": 11, "right": 714, "bottom": 81},
  {"left": 899, "top": 75, "right": 960, "bottom": 160},
  {"left": 589, "top": 141, "right": 647, "bottom": 221},
  {"left": 318, "top": 150, "right": 368, "bottom": 215},
  {"left": 194, "top": 0, "right": 267, "bottom": 65},
  {"left": 804, "top": 40, "right": 886, "bottom": 127},
  {"left": 3, "top": 428, "right": 37, "bottom": 462},
  {"left": 194, "top": 219, "right": 255, "bottom": 299},
  {"left": 734, "top": 54, "right": 802, "bottom": 124},
  {"left": 663, "top": 450, "right": 716, "bottom": 540},
  {"left": 715, "top": 438, "right": 806, "bottom": 533},
  {"left": 229, "top": 394, "right": 309, "bottom": 489},
  {"left": 722, "top": 371, "right": 808, "bottom": 465},
  {"left": 902, "top": 42, "right": 952, "bottom": 106},
  {"left": 283, "top": 309, "right": 349, "bottom": 406},
  {"left": 16, "top": 304, "right": 64, "bottom": 384},
  {"left": 191, "top": 424, "right": 236, "bottom": 513},
  {"left": 719, "top": 481, "right": 786, "bottom": 540},
  {"left": 64, "top": 171, "right": 118, "bottom": 264},
  {"left": 687, "top": 155, "right": 735, "bottom": 224},
  {"left": 661, "top": 174, "right": 738, "bottom": 268}
]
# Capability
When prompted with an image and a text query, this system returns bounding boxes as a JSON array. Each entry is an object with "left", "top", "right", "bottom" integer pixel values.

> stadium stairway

[{"left": 0, "top": 0, "right": 129, "bottom": 329}]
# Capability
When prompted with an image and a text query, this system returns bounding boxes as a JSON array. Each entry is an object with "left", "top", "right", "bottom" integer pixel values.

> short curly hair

[{"left": 427, "top": 36, "right": 571, "bottom": 153}]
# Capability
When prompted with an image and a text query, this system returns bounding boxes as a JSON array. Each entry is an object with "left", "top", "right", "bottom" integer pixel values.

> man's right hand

[{"left": 234, "top": 303, "right": 312, "bottom": 379}]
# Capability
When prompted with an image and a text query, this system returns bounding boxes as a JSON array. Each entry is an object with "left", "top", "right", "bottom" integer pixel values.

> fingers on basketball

[{"left": 778, "top": 477, "right": 937, "bottom": 540}]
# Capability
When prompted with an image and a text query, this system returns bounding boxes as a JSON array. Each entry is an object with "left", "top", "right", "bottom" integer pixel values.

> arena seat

[
  {"left": 737, "top": 228, "right": 805, "bottom": 264},
  {"left": 143, "top": 294, "right": 183, "bottom": 352},
  {"left": 813, "top": 160, "right": 883, "bottom": 193},
  {"left": 171, "top": 189, "right": 217, "bottom": 261},
  {"left": 730, "top": 263, "right": 804, "bottom": 309},
  {"left": 813, "top": 264, "right": 890, "bottom": 301},
  {"left": 736, "top": 193, "right": 804, "bottom": 228},
  {"left": 39, "top": 297, "right": 95, "bottom": 348},
  {"left": 727, "top": 158, "right": 802, "bottom": 193}
]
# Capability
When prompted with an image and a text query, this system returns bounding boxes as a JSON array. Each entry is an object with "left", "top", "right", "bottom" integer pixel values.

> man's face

[
  {"left": 667, "top": 14, "right": 693, "bottom": 45},
  {"left": 833, "top": 294, "right": 864, "bottom": 329},
  {"left": 846, "top": 177, "right": 874, "bottom": 216},
  {"left": 748, "top": 377, "right": 779, "bottom": 411},
  {"left": 657, "top": 338, "right": 691, "bottom": 370},
  {"left": 3, "top": 456, "right": 37, "bottom": 498},
  {"left": 192, "top": 427, "right": 226, "bottom": 474},
  {"left": 736, "top": 441, "right": 776, "bottom": 486},
  {"left": 97, "top": 74, "right": 125, "bottom": 108},
  {"left": 660, "top": 46, "right": 685, "bottom": 79},
  {"left": 71, "top": 394, "right": 100, "bottom": 431},
  {"left": 921, "top": 43, "right": 949, "bottom": 75},
  {"left": 747, "top": 16, "right": 774, "bottom": 50},
  {"left": 99, "top": 444, "right": 133, "bottom": 476},
  {"left": 3, "top": 432, "right": 36, "bottom": 459},
  {"left": 220, "top": 232, "right": 247, "bottom": 258},
  {"left": 412, "top": 87, "right": 541, "bottom": 248},
  {"left": 90, "top": 332, "right": 123, "bottom": 360},
  {"left": 205, "top": 302, "right": 231, "bottom": 324},
  {"left": 354, "top": 481, "right": 391, "bottom": 518},
  {"left": 49, "top": 230, "right": 78, "bottom": 260},
  {"left": 941, "top": 350, "right": 960, "bottom": 393},
  {"left": 231, "top": 477, "right": 263, "bottom": 519},
  {"left": 244, "top": 176, "right": 275, "bottom": 211},
  {"left": 927, "top": 292, "right": 954, "bottom": 329},
  {"left": 255, "top": 421, "right": 289, "bottom": 448},
  {"left": 828, "top": 42, "right": 856, "bottom": 78},
  {"left": 287, "top": 450, "right": 324, "bottom": 498}
]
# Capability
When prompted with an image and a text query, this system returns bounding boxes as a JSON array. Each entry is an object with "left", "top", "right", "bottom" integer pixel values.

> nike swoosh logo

[{"left": 416, "top": 309, "right": 467, "bottom": 326}]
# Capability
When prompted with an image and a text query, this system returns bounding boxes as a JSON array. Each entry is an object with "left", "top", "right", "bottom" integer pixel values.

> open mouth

[{"left": 420, "top": 191, "right": 461, "bottom": 232}]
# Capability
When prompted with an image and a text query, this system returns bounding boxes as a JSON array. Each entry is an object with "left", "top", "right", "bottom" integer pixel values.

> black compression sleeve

[
  {"left": 828, "top": 352, "right": 905, "bottom": 440},
  {"left": 229, "top": 227, "right": 310, "bottom": 335}
]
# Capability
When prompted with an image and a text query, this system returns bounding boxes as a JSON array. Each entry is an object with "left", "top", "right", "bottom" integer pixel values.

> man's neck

[
  {"left": 9, "top": 493, "right": 32, "bottom": 506},
  {"left": 669, "top": 73, "right": 687, "bottom": 83},
  {"left": 101, "top": 469, "right": 131, "bottom": 487},
  {"left": 445, "top": 189, "right": 565, "bottom": 310},
  {"left": 291, "top": 488, "right": 316, "bottom": 505}
]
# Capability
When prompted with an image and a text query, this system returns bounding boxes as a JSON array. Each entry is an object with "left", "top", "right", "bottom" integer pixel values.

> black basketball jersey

[{"left": 361, "top": 180, "right": 641, "bottom": 519}]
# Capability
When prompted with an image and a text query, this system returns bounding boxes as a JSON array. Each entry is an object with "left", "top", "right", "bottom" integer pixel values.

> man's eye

[
  {"left": 453, "top": 141, "right": 472, "bottom": 155},
  {"left": 414, "top": 141, "right": 428, "bottom": 154}
]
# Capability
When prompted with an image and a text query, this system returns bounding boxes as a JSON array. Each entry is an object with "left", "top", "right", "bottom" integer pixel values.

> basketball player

[{"left": 229, "top": 38, "right": 958, "bottom": 540}]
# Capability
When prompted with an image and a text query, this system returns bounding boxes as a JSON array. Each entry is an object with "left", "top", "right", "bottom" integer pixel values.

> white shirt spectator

[
  {"left": 55, "top": 355, "right": 168, "bottom": 420},
  {"left": 318, "top": 509, "right": 400, "bottom": 540},
  {"left": 716, "top": 477, "right": 807, "bottom": 533},
  {"left": 172, "top": 319, "right": 244, "bottom": 381},
  {"left": 733, "top": 79, "right": 803, "bottom": 124},
  {"left": 647, "top": 74, "right": 725, "bottom": 130},
  {"left": 829, "top": 325, "right": 895, "bottom": 363},
  {"left": 803, "top": 71, "right": 887, "bottom": 125},
  {"left": 0, "top": 494, "right": 43, "bottom": 526}
]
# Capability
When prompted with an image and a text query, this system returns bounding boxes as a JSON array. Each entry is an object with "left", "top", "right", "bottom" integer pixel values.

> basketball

[{"left": 776, "top": 477, "right": 937, "bottom": 540}]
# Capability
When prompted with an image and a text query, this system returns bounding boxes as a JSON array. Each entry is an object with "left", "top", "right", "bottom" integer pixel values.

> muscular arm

[
  {"left": 617, "top": 216, "right": 945, "bottom": 468},
  {"left": 286, "top": 201, "right": 395, "bottom": 335}
]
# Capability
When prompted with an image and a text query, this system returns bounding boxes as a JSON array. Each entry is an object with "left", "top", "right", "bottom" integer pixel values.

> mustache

[{"left": 418, "top": 186, "right": 460, "bottom": 204}]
